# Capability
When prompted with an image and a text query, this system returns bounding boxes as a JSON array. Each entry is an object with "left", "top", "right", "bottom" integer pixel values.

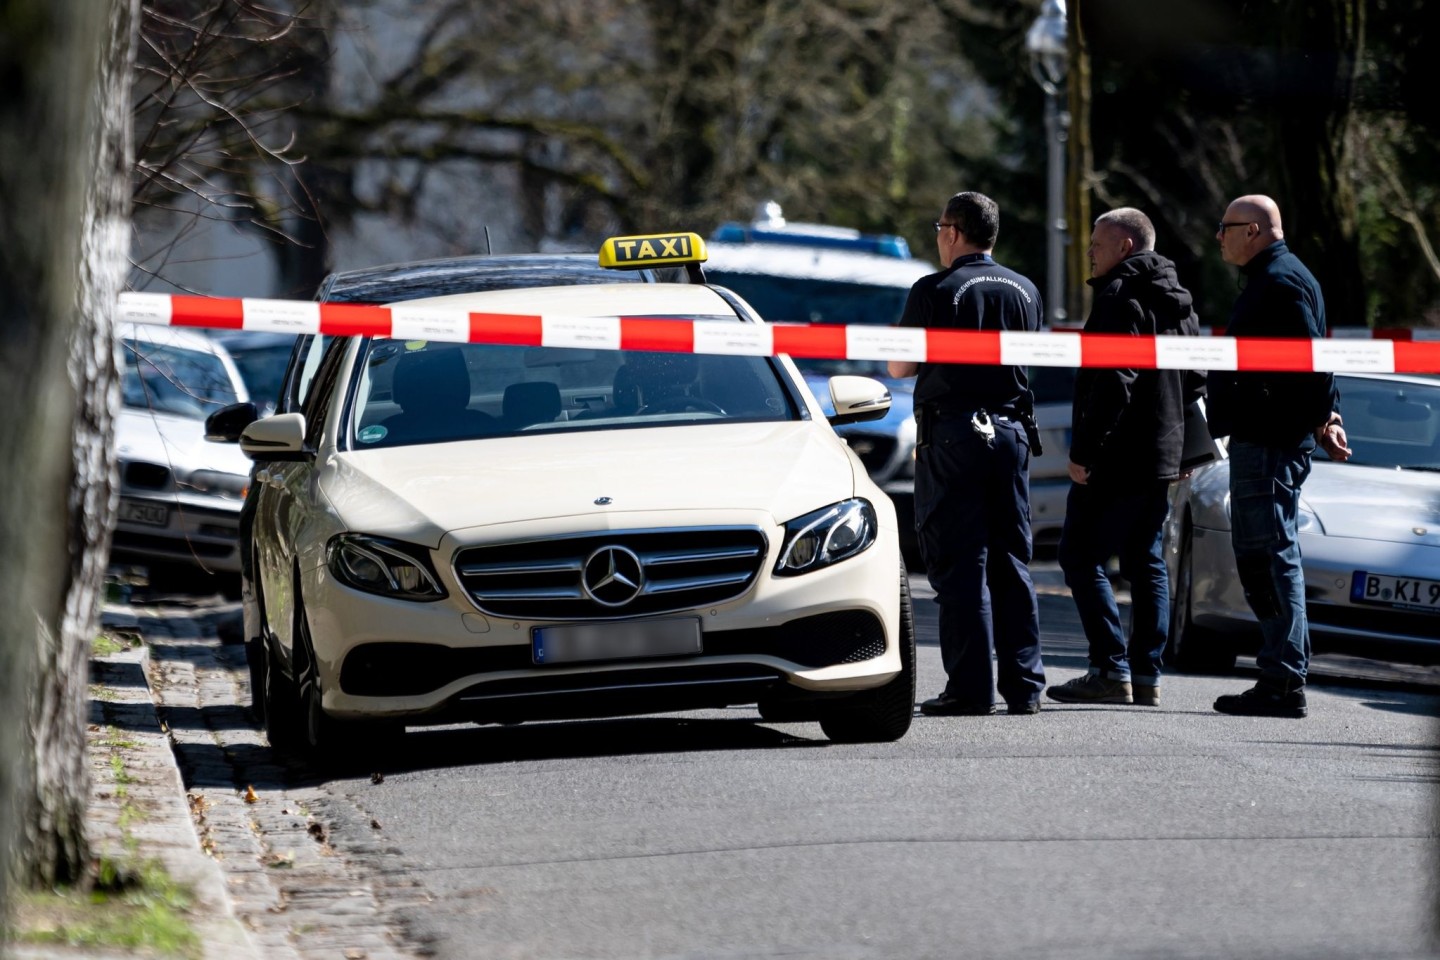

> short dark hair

[{"left": 944, "top": 192, "right": 999, "bottom": 249}]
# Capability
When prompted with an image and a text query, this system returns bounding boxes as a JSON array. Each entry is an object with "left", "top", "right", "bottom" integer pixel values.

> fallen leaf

[
  {"left": 243, "top": 785, "right": 259, "bottom": 804},
  {"left": 369, "top": 819, "right": 382, "bottom": 830},
  {"left": 344, "top": 949, "right": 367, "bottom": 959},
  {"left": 307, "top": 821, "right": 327, "bottom": 843},
  {"left": 265, "top": 850, "right": 295, "bottom": 868}
]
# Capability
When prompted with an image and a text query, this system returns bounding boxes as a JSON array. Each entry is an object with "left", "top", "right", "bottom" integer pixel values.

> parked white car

[
  {"left": 207, "top": 234, "right": 916, "bottom": 757},
  {"left": 113, "top": 324, "right": 251, "bottom": 588}
]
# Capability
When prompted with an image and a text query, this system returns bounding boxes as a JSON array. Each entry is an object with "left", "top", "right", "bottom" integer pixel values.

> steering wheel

[{"left": 637, "top": 396, "right": 726, "bottom": 416}]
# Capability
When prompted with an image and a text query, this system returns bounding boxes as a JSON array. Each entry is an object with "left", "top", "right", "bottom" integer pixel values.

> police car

[{"left": 207, "top": 233, "right": 915, "bottom": 757}]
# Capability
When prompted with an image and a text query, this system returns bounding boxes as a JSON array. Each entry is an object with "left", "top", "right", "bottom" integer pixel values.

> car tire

[
  {"left": 293, "top": 593, "right": 402, "bottom": 764},
  {"left": 262, "top": 637, "right": 304, "bottom": 750},
  {"left": 1167, "top": 523, "right": 1237, "bottom": 675},
  {"left": 819, "top": 563, "right": 917, "bottom": 743}
]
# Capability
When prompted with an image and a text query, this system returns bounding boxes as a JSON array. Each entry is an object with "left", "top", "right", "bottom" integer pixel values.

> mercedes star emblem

[{"left": 582, "top": 545, "right": 645, "bottom": 607}]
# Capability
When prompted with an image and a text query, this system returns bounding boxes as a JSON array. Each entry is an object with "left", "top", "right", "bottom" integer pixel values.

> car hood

[
  {"left": 323, "top": 421, "right": 858, "bottom": 544},
  {"left": 1303, "top": 462, "right": 1440, "bottom": 547},
  {"left": 116, "top": 408, "right": 252, "bottom": 476}
]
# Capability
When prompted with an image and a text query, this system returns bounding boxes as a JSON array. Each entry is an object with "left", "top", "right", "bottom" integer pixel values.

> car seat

[
  {"left": 502, "top": 381, "right": 563, "bottom": 429},
  {"left": 380, "top": 348, "right": 494, "bottom": 443}
]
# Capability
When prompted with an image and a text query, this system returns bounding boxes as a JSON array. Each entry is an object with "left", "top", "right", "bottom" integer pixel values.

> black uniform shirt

[{"left": 897, "top": 252, "right": 1042, "bottom": 413}]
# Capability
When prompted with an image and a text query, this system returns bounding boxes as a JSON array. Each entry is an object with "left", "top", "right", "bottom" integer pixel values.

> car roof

[
  {"left": 704, "top": 242, "right": 934, "bottom": 288},
  {"left": 392, "top": 281, "right": 738, "bottom": 317},
  {"left": 318, "top": 253, "right": 674, "bottom": 304},
  {"left": 119, "top": 322, "right": 228, "bottom": 355}
]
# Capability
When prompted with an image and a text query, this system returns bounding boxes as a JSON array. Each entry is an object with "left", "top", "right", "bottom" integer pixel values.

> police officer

[{"left": 888, "top": 191, "right": 1047, "bottom": 716}]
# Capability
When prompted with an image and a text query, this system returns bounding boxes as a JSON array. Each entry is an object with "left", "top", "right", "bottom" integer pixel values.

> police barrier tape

[{"left": 118, "top": 292, "right": 1440, "bottom": 374}]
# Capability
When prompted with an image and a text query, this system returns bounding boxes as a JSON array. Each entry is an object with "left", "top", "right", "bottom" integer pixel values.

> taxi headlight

[
  {"left": 186, "top": 469, "right": 249, "bottom": 500},
  {"left": 327, "top": 535, "right": 447, "bottom": 601},
  {"left": 775, "top": 498, "right": 877, "bottom": 576}
]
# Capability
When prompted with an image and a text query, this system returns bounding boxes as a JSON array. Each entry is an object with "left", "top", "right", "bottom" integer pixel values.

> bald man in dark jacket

[
  {"left": 1207, "top": 194, "right": 1350, "bottom": 718},
  {"left": 1049, "top": 208, "right": 1203, "bottom": 708}
]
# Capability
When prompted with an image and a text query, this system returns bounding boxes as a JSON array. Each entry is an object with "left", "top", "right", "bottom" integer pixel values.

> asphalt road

[{"left": 314, "top": 567, "right": 1440, "bottom": 960}]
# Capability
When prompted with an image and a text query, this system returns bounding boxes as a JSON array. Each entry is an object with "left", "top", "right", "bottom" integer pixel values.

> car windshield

[
  {"left": 349, "top": 324, "right": 798, "bottom": 449},
  {"left": 1327, "top": 376, "right": 1440, "bottom": 470},
  {"left": 122, "top": 340, "right": 239, "bottom": 419},
  {"left": 222, "top": 339, "right": 295, "bottom": 415}
]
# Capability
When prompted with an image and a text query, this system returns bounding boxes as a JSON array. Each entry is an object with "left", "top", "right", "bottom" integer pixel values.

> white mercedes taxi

[{"left": 216, "top": 234, "right": 915, "bottom": 756}]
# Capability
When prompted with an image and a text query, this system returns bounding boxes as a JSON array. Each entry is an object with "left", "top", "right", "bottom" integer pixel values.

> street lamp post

[{"left": 1026, "top": 0, "right": 1069, "bottom": 327}]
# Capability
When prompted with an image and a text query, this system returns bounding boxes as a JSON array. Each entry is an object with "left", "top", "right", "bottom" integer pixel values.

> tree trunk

[
  {"left": 0, "top": 0, "right": 136, "bottom": 899},
  {"left": 1269, "top": 0, "right": 1367, "bottom": 326}
]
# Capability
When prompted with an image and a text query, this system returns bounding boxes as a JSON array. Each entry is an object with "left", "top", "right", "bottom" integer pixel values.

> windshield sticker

[
  {"left": 358, "top": 425, "right": 388, "bottom": 444},
  {"left": 405, "top": 340, "right": 428, "bottom": 351}
]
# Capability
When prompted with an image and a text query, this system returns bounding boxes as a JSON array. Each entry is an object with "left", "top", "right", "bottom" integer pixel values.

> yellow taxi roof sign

[{"left": 599, "top": 232, "right": 708, "bottom": 269}]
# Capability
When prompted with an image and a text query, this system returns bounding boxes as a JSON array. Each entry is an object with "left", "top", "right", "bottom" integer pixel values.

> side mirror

[
  {"left": 827, "top": 376, "right": 891, "bottom": 426},
  {"left": 205, "top": 401, "right": 259, "bottom": 443},
  {"left": 239, "top": 413, "right": 310, "bottom": 462}
]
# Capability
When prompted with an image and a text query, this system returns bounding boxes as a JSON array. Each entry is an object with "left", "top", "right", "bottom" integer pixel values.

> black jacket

[
  {"left": 1206, "top": 240, "right": 1338, "bottom": 446},
  {"left": 1069, "top": 250, "right": 1204, "bottom": 482},
  {"left": 898, "top": 252, "right": 1041, "bottom": 413}
]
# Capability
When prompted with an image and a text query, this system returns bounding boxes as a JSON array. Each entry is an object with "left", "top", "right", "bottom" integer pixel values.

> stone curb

[{"left": 7, "top": 624, "right": 265, "bottom": 960}]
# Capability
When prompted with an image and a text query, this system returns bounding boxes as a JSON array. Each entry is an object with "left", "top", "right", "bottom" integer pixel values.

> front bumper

[
  {"left": 111, "top": 495, "right": 243, "bottom": 574},
  {"left": 1188, "top": 525, "right": 1440, "bottom": 651},
  {"left": 301, "top": 510, "right": 903, "bottom": 723}
]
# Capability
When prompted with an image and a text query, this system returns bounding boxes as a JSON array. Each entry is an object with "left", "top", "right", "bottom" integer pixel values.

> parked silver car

[{"left": 1164, "top": 372, "right": 1440, "bottom": 672}]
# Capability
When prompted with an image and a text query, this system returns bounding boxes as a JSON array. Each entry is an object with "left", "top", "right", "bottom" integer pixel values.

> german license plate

[
  {"left": 119, "top": 499, "right": 169, "bottom": 527},
  {"left": 532, "top": 618, "right": 702, "bottom": 665},
  {"left": 1351, "top": 571, "right": 1440, "bottom": 612}
]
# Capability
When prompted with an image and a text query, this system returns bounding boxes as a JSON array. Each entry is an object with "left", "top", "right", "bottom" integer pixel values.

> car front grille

[
  {"left": 123, "top": 461, "right": 171, "bottom": 490},
  {"left": 706, "top": 610, "right": 887, "bottom": 666},
  {"left": 454, "top": 528, "right": 768, "bottom": 620}
]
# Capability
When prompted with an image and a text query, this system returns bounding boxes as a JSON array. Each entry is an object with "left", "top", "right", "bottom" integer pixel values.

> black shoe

[
  {"left": 1213, "top": 683, "right": 1307, "bottom": 718},
  {"left": 1006, "top": 700, "right": 1041, "bottom": 715},
  {"left": 920, "top": 694, "right": 994, "bottom": 716}
]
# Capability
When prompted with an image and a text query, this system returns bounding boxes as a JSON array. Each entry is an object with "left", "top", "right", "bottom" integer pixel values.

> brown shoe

[
  {"left": 1133, "top": 683, "right": 1160, "bottom": 706},
  {"left": 1045, "top": 674, "right": 1133, "bottom": 704}
]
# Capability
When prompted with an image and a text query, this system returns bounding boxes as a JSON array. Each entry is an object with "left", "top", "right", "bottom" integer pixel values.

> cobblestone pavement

[{"left": 82, "top": 594, "right": 434, "bottom": 960}]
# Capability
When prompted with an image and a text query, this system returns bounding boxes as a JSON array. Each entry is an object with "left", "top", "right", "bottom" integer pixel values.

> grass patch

[
  {"left": 92, "top": 630, "right": 140, "bottom": 657},
  {"left": 7, "top": 858, "right": 200, "bottom": 958}
]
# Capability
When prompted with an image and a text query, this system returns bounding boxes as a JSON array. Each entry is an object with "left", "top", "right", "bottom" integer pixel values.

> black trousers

[{"left": 914, "top": 414, "right": 1046, "bottom": 707}]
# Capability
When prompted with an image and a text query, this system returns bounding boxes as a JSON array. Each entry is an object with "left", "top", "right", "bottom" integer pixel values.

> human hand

[
  {"left": 1316, "top": 421, "right": 1352, "bottom": 462},
  {"left": 1067, "top": 460, "right": 1090, "bottom": 485}
]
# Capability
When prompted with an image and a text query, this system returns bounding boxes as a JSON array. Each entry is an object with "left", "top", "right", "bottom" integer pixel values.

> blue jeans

[
  {"left": 1227, "top": 439, "right": 1314, "bottom": 690},
  {"left": 1057, "top": 478, "right": 1172, "bottom": 685},
  {"left": 914, "top": 413, "right": 1046, "bottom": 708}
]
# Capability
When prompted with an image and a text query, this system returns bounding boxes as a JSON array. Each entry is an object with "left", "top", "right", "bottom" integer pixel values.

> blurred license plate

[
  {"left": 533, "top": 618, "right": 701, "bottom": 665},
  {"left": 1351, "top": 571, "right": 1440, "bottom": 612},
  {"left": 119, "top": 499, "right": 168, "bottom": 527}
]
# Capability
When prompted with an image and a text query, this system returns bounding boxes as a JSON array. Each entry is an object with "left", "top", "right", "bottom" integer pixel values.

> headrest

[
  {"left": 503, "top": 381, "right": 562, "bottom": 424},
  {"left": 393, "top": 348, "right": 471, "bottom": 413}
]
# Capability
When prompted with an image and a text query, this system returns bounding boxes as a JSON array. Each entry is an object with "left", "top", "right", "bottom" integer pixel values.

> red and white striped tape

[{"left": 118, "top": 292, "right": 1440, "bottom": 374}]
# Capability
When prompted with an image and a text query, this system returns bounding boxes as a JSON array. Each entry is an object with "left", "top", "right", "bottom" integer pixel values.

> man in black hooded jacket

[{"left": 1048, "top": 208, "right": 1204, "bottom": 707}]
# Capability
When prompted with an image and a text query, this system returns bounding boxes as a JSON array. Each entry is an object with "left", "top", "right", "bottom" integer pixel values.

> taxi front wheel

[
  {"left": 293, "top": 595, "right": 403, "bottom": 763},
  {"left": 818, "top": 563, "right": 917, "bottom": 743}
]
